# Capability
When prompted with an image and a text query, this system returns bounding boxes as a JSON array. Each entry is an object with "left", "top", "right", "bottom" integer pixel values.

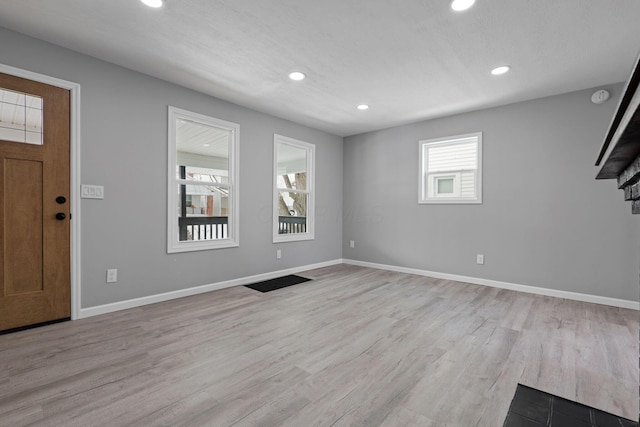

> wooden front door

[{"left": 0, "top": 72, "right": 71, "bottom": 331}]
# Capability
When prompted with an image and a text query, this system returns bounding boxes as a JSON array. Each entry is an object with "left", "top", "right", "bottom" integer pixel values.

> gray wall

[
  {"left": 2, "top": 26, "right": 636, "bottom": 306},
  {"left": 343, "top": 86, "right": 639, "bottom": 301},
  {"left": 0, "top": 27, "right": 343, "bottom": 308}
]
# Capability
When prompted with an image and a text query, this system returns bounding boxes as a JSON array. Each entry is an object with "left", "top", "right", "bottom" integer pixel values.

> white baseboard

[
  {"left": 78, "top": 259, "right": 343, "bottom": 319},
  {"left": 79, "top": 257, "right": 638, "bottom": 318},
  {"left": 343, "top": 259, "right": 639, "bottom": 310}
]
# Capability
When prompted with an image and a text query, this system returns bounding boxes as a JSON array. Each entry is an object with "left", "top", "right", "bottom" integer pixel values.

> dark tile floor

[{"left": 503, "top": 384, "right": 638, "bottom": 427}]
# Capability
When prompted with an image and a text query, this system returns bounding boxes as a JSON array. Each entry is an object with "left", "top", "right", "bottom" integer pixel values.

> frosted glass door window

[{"left": 0, "top": 88, "right": 43, "bottom": 145}]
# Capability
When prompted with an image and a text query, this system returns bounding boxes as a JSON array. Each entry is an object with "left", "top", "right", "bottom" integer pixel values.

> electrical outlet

[
  {"left": 476, "top": 254, "right": 484, "bottom": 265},
  {"left": 349, "top": 240, "right": 355, "bottom": 248},
  {"left": 276, "top": 249, "right": 282, "bottom": 259},
  {"left": 106, "top": 268, "right": 118, "bottom": 283}
]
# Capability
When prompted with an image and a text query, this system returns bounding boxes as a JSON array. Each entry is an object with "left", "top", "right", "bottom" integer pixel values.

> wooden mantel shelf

[{"left": 596, "top": 52, "right": 640, "bottom": 214}]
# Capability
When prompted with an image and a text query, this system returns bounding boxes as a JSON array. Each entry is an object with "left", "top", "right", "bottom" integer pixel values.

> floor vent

[{"left": 245, "top": 274, "right": 311, "bottom": 293}]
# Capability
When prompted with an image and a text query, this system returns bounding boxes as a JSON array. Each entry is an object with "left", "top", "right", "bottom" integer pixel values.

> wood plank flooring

[{"left": 0, "top": 264, "right": 637, "bottom": 426}]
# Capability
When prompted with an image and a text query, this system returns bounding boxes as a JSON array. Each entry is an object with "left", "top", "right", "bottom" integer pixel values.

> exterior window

[
  {"left": 419, "top": 132, "right": 482, "bottom": 204},
  {"left": 167, "top": 106, "right": 239, "bottom": 253},
  {"left": 434, "top": 174, "right": 458, "bottom": 196},
  {"left": 273, "top": 134, "right": 315, "bottom": 242}
]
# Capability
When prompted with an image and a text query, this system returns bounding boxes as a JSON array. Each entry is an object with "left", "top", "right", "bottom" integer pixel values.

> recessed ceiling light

[
  {"left": 288, "top": 71, "right": 306, "bottom": 81},
  {"left": 450, "top": 0, "right": 475, "bottom": 12},
  {"left": 491, "top": 65, "right": 511, "bottom": 75},
  {"left": 141, "top": 0, "right": 164, "bottom": 8},
  {"left": 357, "top": 104, "right": 369, "bottom": 110},
  {"left": 202, "top": 143, "right": 210, "bottom": 147}
]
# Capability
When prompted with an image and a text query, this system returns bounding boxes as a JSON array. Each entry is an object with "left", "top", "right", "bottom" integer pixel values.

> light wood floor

[{"left": 0, "top": 264, "right": 637, "bottom": 426}]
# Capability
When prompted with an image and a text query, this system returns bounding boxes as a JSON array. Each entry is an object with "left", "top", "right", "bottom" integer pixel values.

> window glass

[
  {"left": 437, "top": 177, "right": 454, "bottom": 194},
  {"left": 0, "top": 88, "right": 43, "bottom": 145}
]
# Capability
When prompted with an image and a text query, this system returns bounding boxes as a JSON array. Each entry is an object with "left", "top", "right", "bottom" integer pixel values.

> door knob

[
  {"left": 55, "top": 212, "right": 66, "bottom": 220},
  {"left": 56, "top": 196, "right": 67, "bottom": 204}
]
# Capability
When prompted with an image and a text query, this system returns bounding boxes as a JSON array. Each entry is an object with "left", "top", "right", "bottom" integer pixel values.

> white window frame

[
  {"left": 167, "top": 106, "right": 239, "bottom": 253},
  {"left": 419, "top": 132, "right": 482, "bottom": 204},
  {"left": 273, "top": 134, "right": 315, "bottom": 243}
]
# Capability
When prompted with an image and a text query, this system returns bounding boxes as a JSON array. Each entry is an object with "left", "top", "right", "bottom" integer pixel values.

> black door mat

[
  {"left": 503, "top": 384, "right": 638, "bottom": 427},
  {"left": 244, "top": 275, "right": 311, "bottom": 293}
]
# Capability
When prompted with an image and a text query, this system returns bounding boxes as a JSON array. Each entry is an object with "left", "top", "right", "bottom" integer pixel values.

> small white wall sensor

[{"left": 591, "top": 89, "right": 610, "bottom": 104}]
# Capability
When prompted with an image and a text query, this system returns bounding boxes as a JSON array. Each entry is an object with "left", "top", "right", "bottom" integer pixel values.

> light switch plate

[{"left": 81, "top": 184, "right": 104, "bottom": 199}]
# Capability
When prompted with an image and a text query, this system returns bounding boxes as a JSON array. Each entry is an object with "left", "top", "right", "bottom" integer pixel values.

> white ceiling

[{"left": 0, "top": 0, "right": 639, "bottom": 137}]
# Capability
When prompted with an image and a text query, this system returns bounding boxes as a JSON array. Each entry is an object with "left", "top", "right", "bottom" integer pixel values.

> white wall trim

[
  {"left": 78, "top": 259, "right": 342, "bottom": 319},
  {"left": 0, "top": 63, "right": 82, "bottom": 321},
  {"left": 75, "top": 256, "right": 638, "bottom": 319},
  {"left": 343, "top": 259, "right": 639, "bottom": 310}
]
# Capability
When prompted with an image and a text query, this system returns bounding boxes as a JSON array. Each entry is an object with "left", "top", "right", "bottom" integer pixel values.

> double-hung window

[
  {"left": 167, "top": 106, "right": 239, "bottom": 252},
  {"left": 273, "top": 134, "right": 315, "bottom": 242},
  {"left": 419, "top": 132, "right": 482, "bottom": 204}
]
